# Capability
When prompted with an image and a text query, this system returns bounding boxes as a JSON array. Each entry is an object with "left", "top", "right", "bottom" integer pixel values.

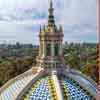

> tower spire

[
  {"left": 50, "top": 0, "right": 53, "bottom": 9},
  {"left": 48, "top": 0, "right": 55, "bottom": 27}
]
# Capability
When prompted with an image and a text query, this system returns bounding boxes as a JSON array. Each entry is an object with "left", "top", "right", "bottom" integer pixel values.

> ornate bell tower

[{"left": 37, "top": 0, "right": 65, "bottom": 69}]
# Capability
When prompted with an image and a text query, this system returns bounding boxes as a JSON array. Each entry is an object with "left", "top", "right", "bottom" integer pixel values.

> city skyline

[{"left": 0, "top": 0, "right": 98, "bottom": 44}]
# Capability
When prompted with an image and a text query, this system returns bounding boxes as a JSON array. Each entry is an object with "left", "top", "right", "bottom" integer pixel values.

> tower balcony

[{"left": 36, "top": 56, "right": 64, "bottom": 69}]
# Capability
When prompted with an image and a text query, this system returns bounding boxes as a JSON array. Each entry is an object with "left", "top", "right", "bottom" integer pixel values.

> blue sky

[{"left": 0, "top": 0, "right": 98, "bottom": 44}]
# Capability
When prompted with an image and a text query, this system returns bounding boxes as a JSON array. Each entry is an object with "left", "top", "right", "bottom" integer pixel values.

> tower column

[
  {"left": 39, "top": 42, "right": 42, "bottom": 56},
  {"left": 43, "top": 41, "right": 46, "bottom": 57}
]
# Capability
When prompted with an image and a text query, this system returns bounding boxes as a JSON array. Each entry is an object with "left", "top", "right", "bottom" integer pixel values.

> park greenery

[
  {"left": 0, "top": 42, "right": 98, "bottom": 87},
  {"left": 63, "top": 42, "right": 98, "bottom": 84}
]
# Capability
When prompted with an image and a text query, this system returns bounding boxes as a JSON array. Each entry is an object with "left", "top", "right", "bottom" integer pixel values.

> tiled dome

[
  {"left": 59, "top": 74, "right": 95, "bottom": 100},
  {"left": 20, "top": 75, "right": 96, "bottom": 100},
  {"left": 20, "top": 76, "right": 57, "bottom": 100},
  {"left": 0, "top": 68, "right": 98, "bottom": 100}
]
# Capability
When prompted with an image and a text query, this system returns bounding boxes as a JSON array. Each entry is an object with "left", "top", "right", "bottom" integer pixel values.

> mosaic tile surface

[
  {"left": 59, "top": 74, "right": 95, "bottom": 100},
  {"left": 0, "top": 73, "right": 34, "bottom": 100},
  {"left": 20, "top": 76, "right": 58, "bottom": 100}
]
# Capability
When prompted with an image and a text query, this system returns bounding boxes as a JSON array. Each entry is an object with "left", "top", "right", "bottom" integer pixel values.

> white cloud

[
  {"left": 0, "top": 0, "right": 98, "bottom": 44},
  {"left": 0, "top": 19, "right": 45, "bottom": 44}
]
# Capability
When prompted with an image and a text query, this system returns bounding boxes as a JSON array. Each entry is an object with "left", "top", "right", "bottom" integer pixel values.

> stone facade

[{"left": 37, "top": 0, "right": 64, "bottom": 69}]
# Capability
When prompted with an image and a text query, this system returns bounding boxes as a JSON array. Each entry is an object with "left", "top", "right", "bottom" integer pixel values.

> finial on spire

[
  {"left": 43, "top": 25, "right": 45, "bottom": 31},
  {"left": 48, "top": 0, "right": 55, "bottom": 27},
  {"left": 50, "top": 0, "right": 53, "bottom": 9},
  {"left": 48, "top": 0, "right": 54, "bottom": 16},
  {"left": 39, "top": 25, "right": 41, "bottom": 33},
  {"left": 59, "top": 25, "right": 63, "bottom": 32}
]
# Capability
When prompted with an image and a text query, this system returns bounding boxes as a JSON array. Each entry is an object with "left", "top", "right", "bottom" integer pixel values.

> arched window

[
  {"left": 54, "top": 44, "right": 59, "bottom": 56},
  {"left": 46, "top": 43, "right": 51, "bottom": 56}
]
